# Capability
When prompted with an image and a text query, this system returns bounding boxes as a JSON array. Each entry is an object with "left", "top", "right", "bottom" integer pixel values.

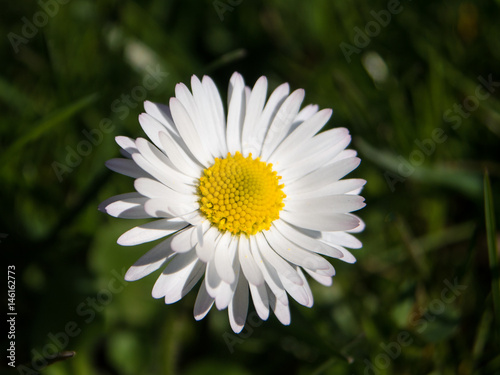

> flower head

[{"left": 100, "top": 72, "right": 366, "bottom": 333}]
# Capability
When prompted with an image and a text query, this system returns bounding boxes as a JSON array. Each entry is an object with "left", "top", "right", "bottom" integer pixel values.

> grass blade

[
  {"left": 0, "top": 92, "right": 99, "bottom": 165},
  {"left": 484, "top": 171, "right": 500, "bottom": 340}
]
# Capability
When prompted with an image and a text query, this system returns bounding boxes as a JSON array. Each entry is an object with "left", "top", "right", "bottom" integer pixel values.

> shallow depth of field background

[{"left": 2, "top": 1, "right": 500, "bottom": 374}]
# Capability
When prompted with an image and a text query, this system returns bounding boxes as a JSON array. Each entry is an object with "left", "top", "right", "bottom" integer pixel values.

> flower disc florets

[{"left": 197, "top": 151, "right": 286, "bottom": 236}]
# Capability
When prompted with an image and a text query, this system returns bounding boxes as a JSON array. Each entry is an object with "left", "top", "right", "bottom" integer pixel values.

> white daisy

[{"left": 100, "top": 72, "right": 366, "bottom": 333}]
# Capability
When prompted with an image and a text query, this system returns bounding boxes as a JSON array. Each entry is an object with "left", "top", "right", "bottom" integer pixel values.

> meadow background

[{"left": 1, "top": 0, "right": 500, "bottom": 374}]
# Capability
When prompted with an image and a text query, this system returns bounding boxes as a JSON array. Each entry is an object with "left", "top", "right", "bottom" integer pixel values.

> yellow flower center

[{"left": 197, "top": 152, "right": 286, "bottom": 236}]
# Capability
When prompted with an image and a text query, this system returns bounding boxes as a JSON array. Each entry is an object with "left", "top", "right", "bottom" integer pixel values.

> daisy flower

[{"left": 100, "top": 72, "right": 366, "bottom": 333}]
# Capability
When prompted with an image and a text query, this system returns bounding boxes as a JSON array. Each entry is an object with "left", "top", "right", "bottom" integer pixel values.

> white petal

[
  {"left": 143, "top": 198, "right": 197, "bottom": 219},
  {"left": 279, "top": 267, "right": 313, "bottom": 307},
  {"left": 99, "top": 192, "right": 146, "bottom": 216},
  {"left": 272, "top": 220, "right": 343, "bottom": 259},
  {"left": 117, "top": 219, "right": 187, "bottom": 246},
  {"left": 125, "top": 236, "right": 175, "bottom": 281},
  {"left": 280, "top": 211, "right": 360, "bottom": 232},
  {"left": 164, "top": 259, "right": 205, "bottom": 304},
  {"left": 238, "top": 235, "right": 265, "bottom": 286},
  {"left": 134, "top": 177, "right": 195, "bottom": 200},
  {"left": 319, "top": 242, "right": 357, "bottom": 264},
  {"left": 286, "top": 157, "right": 361, "bottom": 193},
  {"left": 115, "top": 136, "right": 139, "bottom": 157},
  {"left": 214, "top": 232, "right": 237, "bottom": 284},
  {"left": 249, "top": 283, "right": 270, "bottom": 320},
  {"left": 281, "top": 147, "right": 356, "bottom": 187},
  {"left": 276, "top": 129, "right": 351, "bottom": 181},
  {"left": 196, "top": 226, "right": 220, "bottom": 262},
  {"left": 292, "top": 179, "right": 366, "bottom": 200},
  {"left": 268, "top": 108, "right": 332, "bottom": 164},
  {"left": 314, "top": 267, "right": 337, "bottom": 277},
  {"left": 304, "top": 268, "right": 333, "bottom": 286},
  {"left": 209, "top": 251, "right": 241, "bottom": 311},
  {"left": 214, "top": 253, "right": 241, "bottom": 311},
  {"left": 144, "top": 101, "right": 196, "bottom": 162},
  {"left": 177, "top": 80, "right": 219, "bottom": 159},
  {"left": 284, "top": 195, "right": 366, "bottom": 215},
  {"left": 190, "top": 76, "right": 224, "bottom": 158},
  {"left": 205, "top": 259, "right": 222, "bottom": 298},
  {"left": 244, "top": 87, "right": 251, "bottom": 106},
  {"left": 194, "top": 279, "right": 214, "bottom": 320},
  {"left": 347, "top": 215, "right": 365, "bottom": 233},
  {"left": 173, "top": 210, "right": 204, "bottom": 228},
  {"left": 158, "top": 131, "right": 202, "bottom": 178},
  {"left": 170, "top": 226, "right": 198, "bottom": 253},
  {"left": 135, "top": 138, "right": 196, "bottom": 189},
  {"left": 105, "top": 158, "right": 150, "bottom": 179},
  {"left": 144, "top": 100, "right": 179, "bottom": 137},
  {"left": 228, "top": 272, "right": 249, "bottom": 333},
  {"left": 332, "top": 149, "right": 357, "bottom": 162},
  {"left": 249, "top": 236, "right": 288, "bottom": 304},
  {"left": 202, "top": 75, "right": 228, "bottom": 155},
  {"left": 138, "top": 113, "right": 171, "bottom": 152},
  {"left": 130, "top": 157, "right": 186, "bottom": 199},
  {"left": 185, "top": 212, "right": 203, "bottom": 229},
  {"left": 293, "top": 104, "right": 319, "bottom": 126},
  {"left": 226, "top": 72, "right": 245, "bottom": 154},
  {"left": 104, "top": 197, "right": 150, "bottom": 219},
  {"left": 261, "top": 89, "right": 305, "bottom": 160},
  {"left": 241, "top": 76, "right": 268, "bottom": 157},
  {"left": 215, "top": 280, "right": 235, "bottom": 311},
  {"left": 321, "top": 231, "right": 363, "bottom": 249},
  {"left": 249, "top": 82, "right": 290, "bottom": 157},
  {"left": 263, "top": 228, "right": 333, "bottom": 271},
  {"left": 100, "top": 193, "right": 143, "bottom": 210},
  {"left": 255, "top": 232, "right": 303, "bottom": 285},
  {"left": 269, "top": 289, "right": 291, "bottom": 326},
  {"left": 139, "top": 191, "right": 196, "bottom": 217},
  {"left": 151, "top": 250, "right": 204, "bottom": 302},
  {"left": 169, "top": 97, "right": 212, "bottom": 166}
]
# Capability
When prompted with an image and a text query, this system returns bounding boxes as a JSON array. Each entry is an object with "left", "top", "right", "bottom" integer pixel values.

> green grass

[
  {"left": 1, "top": 0, "right": 500, "bottom": 374},
  {"left": 484, "top": 172, "right": 500, "bottom": 344}
]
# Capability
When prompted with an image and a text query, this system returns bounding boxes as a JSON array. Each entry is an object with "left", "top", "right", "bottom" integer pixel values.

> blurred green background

[{"left": 2, "top": 0, "right": 500, "bottom": 374}]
